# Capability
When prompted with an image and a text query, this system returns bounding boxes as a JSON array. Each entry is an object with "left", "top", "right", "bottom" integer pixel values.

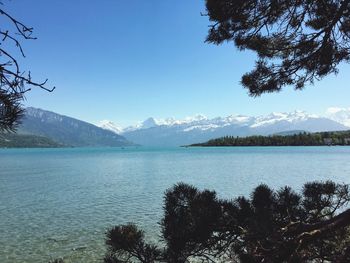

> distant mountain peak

[
  {"left": 98, "top": 120, "right": 123, "bottom": 134},
  {"left": 141, "top": 117, "right": 158, "bottom": 129},
  {"left": 185, "top": 114, "right": 207, "bottom": 122},
  {"left": 251, "top": 110, "right": 319, "bottom": 128},
  {"left": 21, "top": 107, "right": 132, "bottom": 147},
  {"left": 326, "top": 107, "right": 350, "bottom": 127},
  {"left": 114, "top": 110, "right": 348, "bottom": 146},
  {"left": 21, "top": 107, "right": 349, "bottom": 147}
]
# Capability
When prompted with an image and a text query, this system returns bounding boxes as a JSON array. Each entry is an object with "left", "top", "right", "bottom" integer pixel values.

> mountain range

[
  {"left": 15, "top": 107, "right": 132, "bottom": 147},
  {"left": 326, "top": 107, "right": 350, "bottom": 127},
  {"left": 99, "top": 109, "right": 350, "bottom": 146},
  {"left": 4, "top": 107, "right": 350, "bottom": 148}
]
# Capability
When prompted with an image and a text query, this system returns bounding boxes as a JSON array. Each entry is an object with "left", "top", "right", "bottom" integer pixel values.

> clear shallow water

[{"left": 1, "top": 146, "right": 350, "bottom": 262}]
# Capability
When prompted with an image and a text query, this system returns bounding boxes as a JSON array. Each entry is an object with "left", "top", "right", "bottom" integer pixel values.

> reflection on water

[{"left": 1, "top": 147, "right": 350, "bottom": 262}]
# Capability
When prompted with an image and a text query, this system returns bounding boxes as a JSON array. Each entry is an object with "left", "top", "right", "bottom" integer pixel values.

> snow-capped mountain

[
  {"left": 98, "top": 120, "right": 124, "bottom": 134},
  {"left": 326, "top": 107, "right": 350, "bottom": 127},
  {"left": 119, "top": 117, "right": 160, "bottom": 133},
  {"left": 99, "top": 110, "right": 349, "bottom": 146},
  {"left": 140, "top": 117, "right": 158, "bottom": 129},
  {"left": 19, "top": 108, "right": 132, "bottom": 147},
  {"left": 251, "top": 111, "right": 318, "bottom": 128}
]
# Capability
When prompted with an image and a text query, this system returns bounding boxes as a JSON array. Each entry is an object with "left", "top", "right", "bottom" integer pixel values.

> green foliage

[
  {"left": 105, "top": 181, "right": 350, "bottom": 262},
  {"left": 205, "top": 0, "right": 350, "bottom": 95},
  {"left": 104, "top": 224, "right": 163, "bottom": 263},
  {"left": 0, "top": 4, "right": 54, "bottom": 131},
  {"left": 0, "top": 133, "right": 63, "bottom": 148},
  {"left": 0, "top": 90, "right": 24, "bottom": 132},
  {"left": 191, "top": 130, "right": 350, "bottom": 146},
  {"left": 161, "top": 183, "right": 222, "bottom": 262}
]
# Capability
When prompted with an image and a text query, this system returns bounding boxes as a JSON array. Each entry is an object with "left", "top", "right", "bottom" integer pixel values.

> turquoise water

[{"left": 1, "top": 147, "right": 350, "bottom": 262}]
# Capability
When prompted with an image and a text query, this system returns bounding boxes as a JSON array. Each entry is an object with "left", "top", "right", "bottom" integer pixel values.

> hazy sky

[{"left": 6, "top": 0, "right": 350, "bottom": 126}]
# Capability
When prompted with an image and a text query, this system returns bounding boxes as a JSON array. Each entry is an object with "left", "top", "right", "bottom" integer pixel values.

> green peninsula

[{"left": 190, "top": 130, "right": 350, "bottom": 147}]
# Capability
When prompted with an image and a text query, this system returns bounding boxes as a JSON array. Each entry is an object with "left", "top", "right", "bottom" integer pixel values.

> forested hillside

[
  {"left": 18, "top": 108, "right": 132, "bottom": 147},
  {"left": 0, "top": 133, "right": 63, "bottom": 148},
  {"left": 190, "top": 131, "right": 350, "bottom": 147}
]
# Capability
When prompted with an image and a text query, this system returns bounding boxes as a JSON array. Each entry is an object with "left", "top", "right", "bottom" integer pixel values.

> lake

[{"left": 1, "top": 147, "right": 350, "bottom": 262}]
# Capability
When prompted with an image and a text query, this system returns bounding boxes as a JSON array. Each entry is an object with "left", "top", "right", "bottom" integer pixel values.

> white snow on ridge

[
  {"left": 326, "top": 107, "right": 350, "bottom": 127},
  {"left": 156, "top": 114, "right": 208, "bottom": 126},
  {"left": 183, "top": 124, "right": 220, "bottom": 132},
  {"left": 98, "top": 109, "right": 347, "bottom": 135},
  {"left": 251, "top": 111, "right": 318, "bottom": 128},
  {"left": 98, "top": 120, "right": 123, "bottom": 134}
]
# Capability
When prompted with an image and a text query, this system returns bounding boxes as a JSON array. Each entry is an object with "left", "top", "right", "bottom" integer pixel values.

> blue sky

[{"left": 5, "top": 0, "right": 350, "bottom": 126}]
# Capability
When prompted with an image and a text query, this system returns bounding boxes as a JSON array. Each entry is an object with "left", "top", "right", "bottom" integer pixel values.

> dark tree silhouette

[
  {"left": 0, "top": 4, "right": 54, "bottom": 131},
  {"left": 105, "top": 181, "right": 350, "bottom": 263},
  {"left": 161, "top": 184, "right": 222, "bottom": 262},
  {"left": 205, "top": 0, "right": 350, "bottom": 96},
  {"left": 190, "top": 130, "right": 350, "bottom": 146},
  {"left": 104, "top": 224, "right": 163, "bottom": 263}
]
